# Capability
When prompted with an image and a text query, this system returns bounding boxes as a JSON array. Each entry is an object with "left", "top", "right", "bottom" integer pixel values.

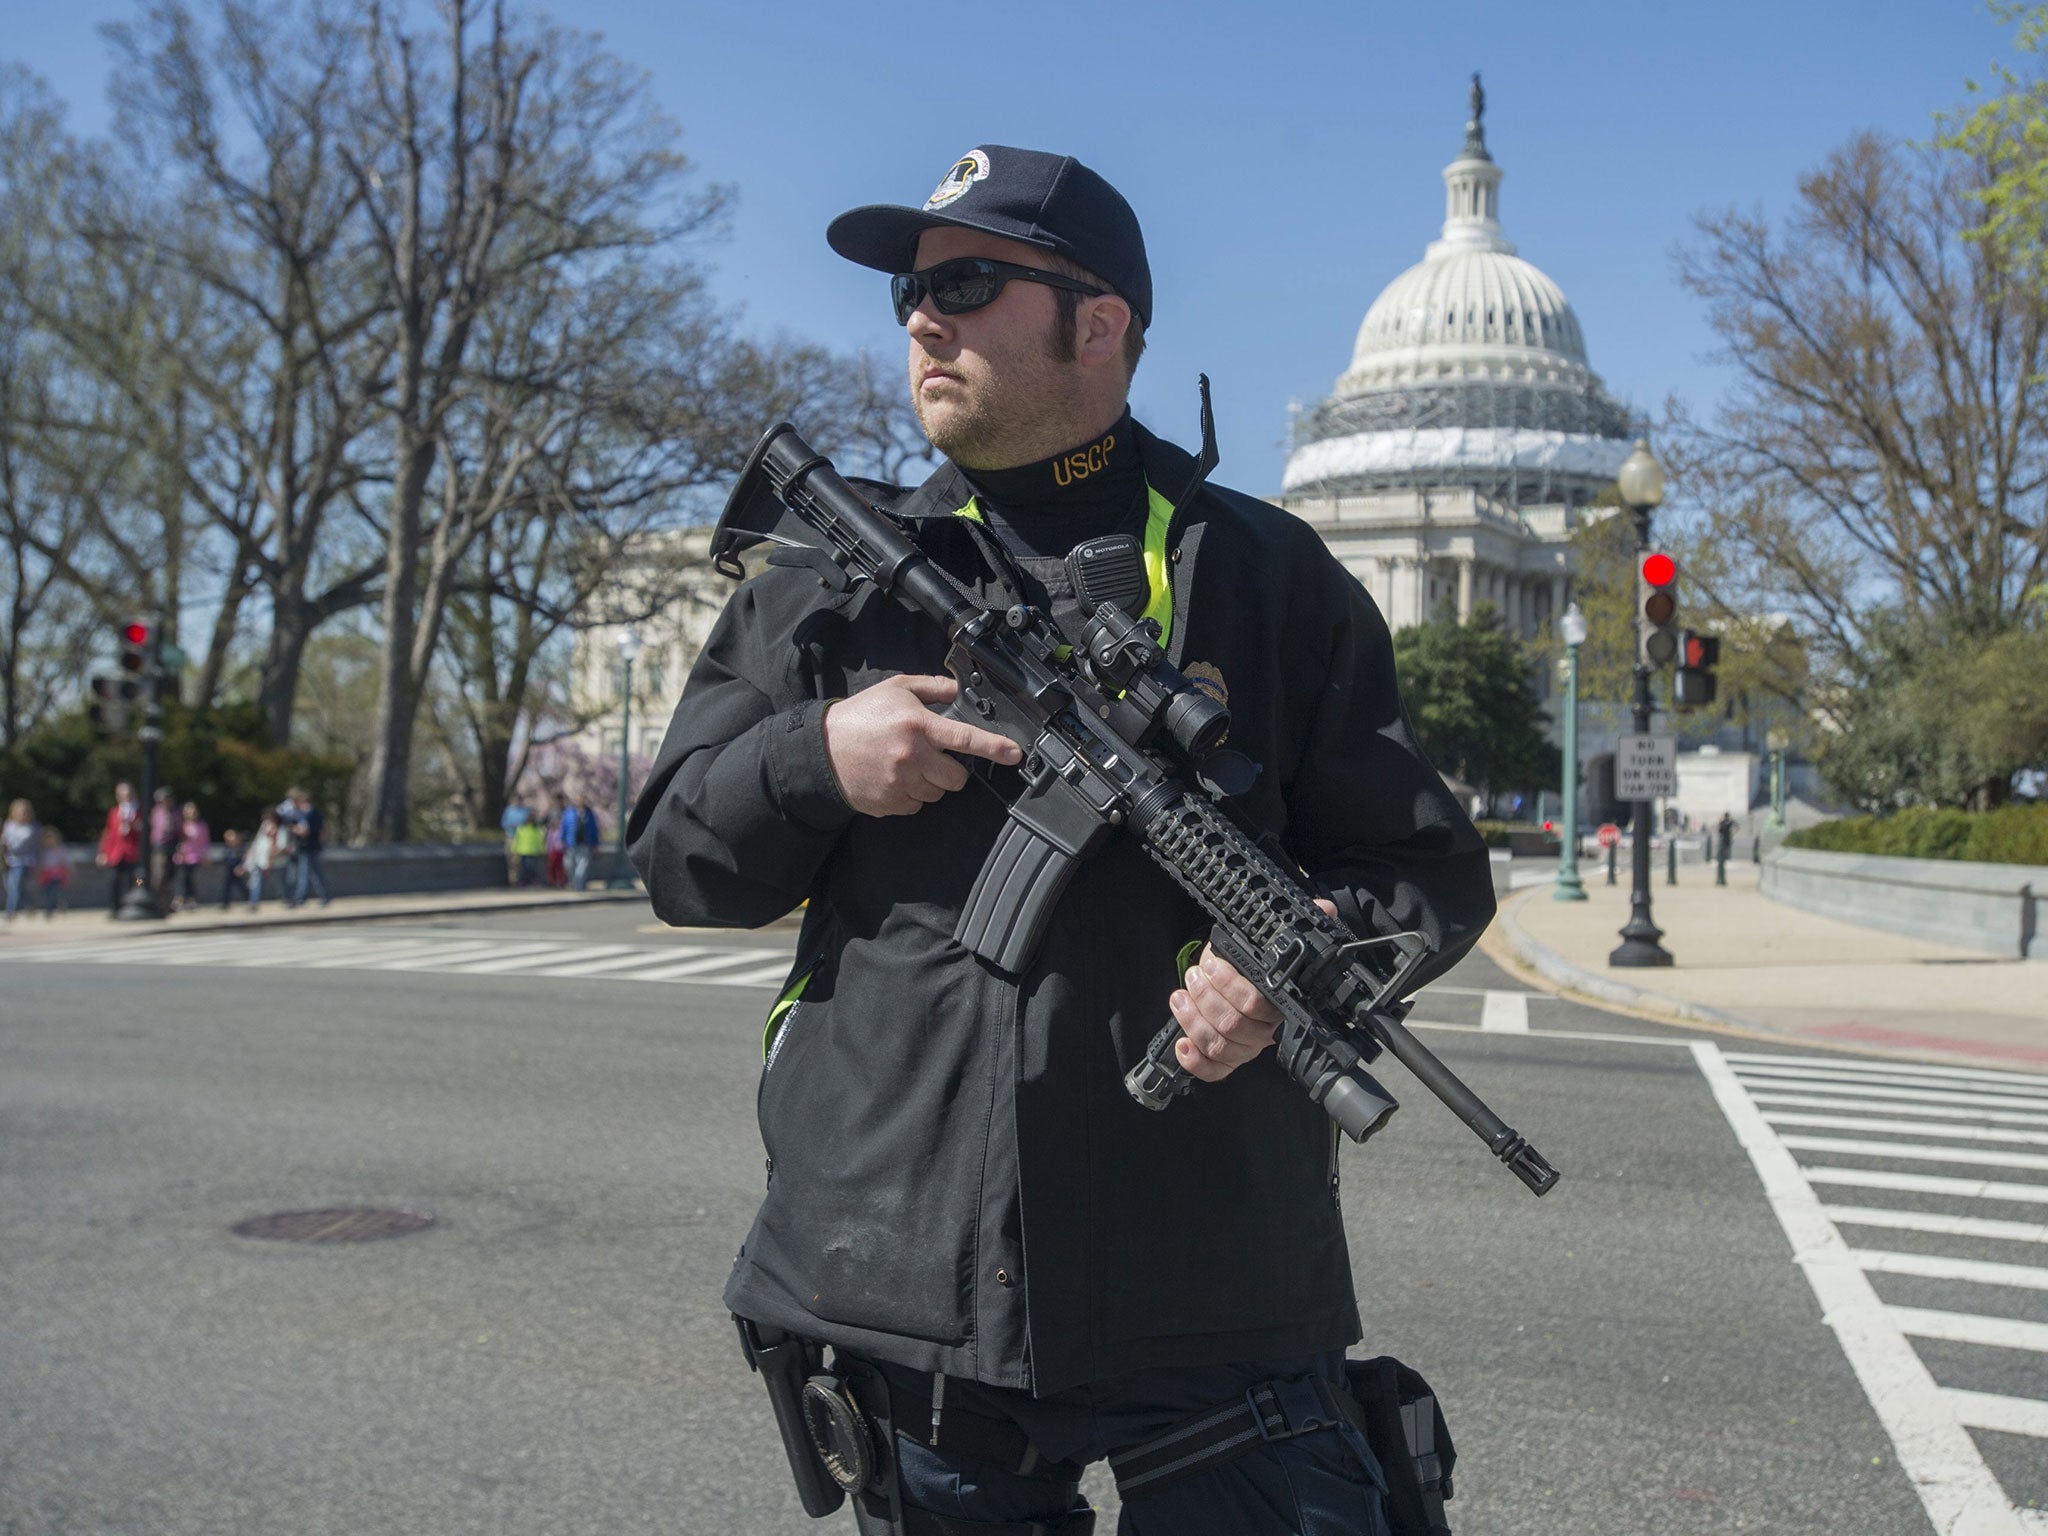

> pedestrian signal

[
  {"left": 1639, "top": 554, "right": 1678, "bottom": 667},
  {"left": 1675, "top": 630, "right": 1720, "bottom": 707}
]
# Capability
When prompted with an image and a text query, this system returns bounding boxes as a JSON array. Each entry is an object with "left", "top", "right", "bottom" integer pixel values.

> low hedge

[
  {"left": 1473, "top": 820, "right": 1557, "bottom": 849},
  {"left": 1784, "top": 803, "right": 2048, "bottom": 866}
]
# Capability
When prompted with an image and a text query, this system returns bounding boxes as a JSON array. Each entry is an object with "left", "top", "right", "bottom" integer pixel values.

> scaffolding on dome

[{"left": 1289, "top": 376, "right": 1635, "bottom": 507}]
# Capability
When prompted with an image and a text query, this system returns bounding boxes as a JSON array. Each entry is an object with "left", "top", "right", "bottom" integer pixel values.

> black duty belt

[{"left": 1107, "top": 1373, "right": 1360, "bottom": 1499}]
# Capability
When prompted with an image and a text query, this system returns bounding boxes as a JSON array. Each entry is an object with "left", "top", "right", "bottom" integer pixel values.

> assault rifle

[{"left": 710, "top": 416, "right": 1559, "bottom": 1196}]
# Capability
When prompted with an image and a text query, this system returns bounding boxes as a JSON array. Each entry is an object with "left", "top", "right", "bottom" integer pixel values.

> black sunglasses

[{"left": 891, "top": 257, "right": 1106, "bottom": 326}]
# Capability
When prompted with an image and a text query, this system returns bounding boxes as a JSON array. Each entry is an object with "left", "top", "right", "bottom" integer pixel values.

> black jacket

[{"left": 628, "top": 422, "right": 1495, "bottom": 1394}]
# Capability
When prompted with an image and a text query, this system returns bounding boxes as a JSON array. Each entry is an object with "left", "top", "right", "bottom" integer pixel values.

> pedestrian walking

[
  {"left": 97, "top": 782, "right": 143, "bottom": 915},
  {"left": 561, "top": 799, "right": 599, "bottom": 890},
  {"left": 272, "top": 795, "right": 300, "bottom": 900},
  {"left": 35, "top": 826, "right": 70, "bottom": 918},
  {"left": 510, "top": 809, "right": 545, "bottom": 886},
  {"left": 242, "top": 813, "right": 283, "bottom": 908},
  {"left": 285, "top": 787, "right": 330, "bottom": 907},
  {"left": 171, "top": 801, "right": 210, "bottom": 911},
  {"left": 544, "top": 796, "right": 568, "bottom": 888},
  {"left": 500, "top": 793, "right": 531, "bottom": 886},
  {"left": 148, "top": 787, "right": 180, "bottom": 908},
  {"left": 216, "top": 828, "right": 249, "bottom": 909},
  {"left": 4, "top": 799, "right": 38, "bottom": 919},
  {"left": 575, "top": 798, "right": 602, "bottom": 889}
]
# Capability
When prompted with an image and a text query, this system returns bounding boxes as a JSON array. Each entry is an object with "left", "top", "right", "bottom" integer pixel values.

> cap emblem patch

[{"left": 925, "top": 150, "right": 990, "bottom": 210}]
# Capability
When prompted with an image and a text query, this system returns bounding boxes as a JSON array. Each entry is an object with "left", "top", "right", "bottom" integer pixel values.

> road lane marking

[
  {"left": 1734, "top": 1078, "right": 2048, "bottom": 1115},
  {"left": 623, "top": 951, "right": 787, "bottom": 981},
  {"left": 1777, "top": 1135, "right": 2048, "bottom": 1175},
  {"left": 1888, "top": 1307, "right": 2048, "bottom": 1354},
  {"left": 529, "top": 948, "right": 717, "bottom": 978},
  {"left": 1733, "top": 1063, "right": 2048, "bottom": 1105},
  {"left": 1946, "top": 1389, "right": 2048, "bottom": 1439},
  {"left": 1726, "top": 1051, "right": 2048, "bottom": 1093},
  {"left": 1766, "top": 1113, "right": 2048, "bottom": 1148},
  {"left": 1804, "top": 1168, "right": 2048, "bottom": 1205},
  {"left": 1695, "top": 1040, "right": 2037, "bottom": 1536},
  {"left": 376, "top": 941, "right": 550, "bottom": 971},
  {"left": 1753, "top": 1093, "right": 2048, "bottom": 1130},
  {"left": 1480, "top": 992, "right": 1529, "bottom": 1033},
  {"left": 1838, "top": 1249, "right": 2048, "bottom": 1292},
  {"left": 1823, "top": 1206, "right": 2048, "bottom": 1246},
  {"left": 444, "top": 945, "right": 590, "bottom": 974},
  {"left": 688, "top": 960, "right": 803, "bottom": 988}
]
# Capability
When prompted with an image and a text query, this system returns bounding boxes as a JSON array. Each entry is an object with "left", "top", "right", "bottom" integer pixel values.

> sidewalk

[
  {"left": 0, "top": 884, "right": 649, "bottom": 949},
  {"left": 1484, "top": 859, "right": 2048, "bottom": 1072}
]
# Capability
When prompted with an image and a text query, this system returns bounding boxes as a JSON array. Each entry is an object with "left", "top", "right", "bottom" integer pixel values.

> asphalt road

[{"left": 2, "top": 902, "right": 2042, "bottom": 1535}]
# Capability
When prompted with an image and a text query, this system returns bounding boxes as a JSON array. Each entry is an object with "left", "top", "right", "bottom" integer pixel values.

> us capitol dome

[{"left": 1276, "top": 78, "right": 1634, "bottom": 638}]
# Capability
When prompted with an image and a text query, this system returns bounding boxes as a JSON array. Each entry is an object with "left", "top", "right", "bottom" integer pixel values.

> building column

[
  {"left": 1504, "top": 575, "right": 1521, "bottom": 634},
  {"left": 1457, "top": 558, "right": 1474, "bottom": 623},
  {"left": 1551, "top": 574, "right": 1567, "bottom": 632}
]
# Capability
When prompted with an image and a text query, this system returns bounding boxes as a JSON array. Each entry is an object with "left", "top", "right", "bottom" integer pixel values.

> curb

[
  {"left": 1, "top": 889, "right": 651, "bottom": 947},
  {"left": 1489, "top": 884, "right": 1755, "bottom": 1035},
  {"left": 1479, "top": 885, "right": 2047, "bottom": 1070}
]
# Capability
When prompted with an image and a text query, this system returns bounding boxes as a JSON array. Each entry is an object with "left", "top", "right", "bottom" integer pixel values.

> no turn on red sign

[{"left": 1616, "top": 734, "right": 1678, "bottom": 801}]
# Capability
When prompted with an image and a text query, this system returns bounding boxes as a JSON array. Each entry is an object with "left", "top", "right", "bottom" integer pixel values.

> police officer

[{"left": 629, "top": 145, "right": 1495, "bottom": 1535}]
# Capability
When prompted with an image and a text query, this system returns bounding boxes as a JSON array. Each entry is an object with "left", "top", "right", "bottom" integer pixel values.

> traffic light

[
  {"left": 89, "top": 675, "right": 141, "bottom": 734},
  {"left": 119, "top": 619, "right": 155, "bottom": 677},
  {"left": 1676, "top": 631, "right": 1720, "bottom": 707},
  {"left": 1639, "top": 552, "right": 1678, "bottom": 667}
]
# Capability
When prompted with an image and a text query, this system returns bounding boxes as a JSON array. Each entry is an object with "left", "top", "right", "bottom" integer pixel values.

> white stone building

[{"left": 1274, "top": 79, "right": 1633, "bottom": 641}]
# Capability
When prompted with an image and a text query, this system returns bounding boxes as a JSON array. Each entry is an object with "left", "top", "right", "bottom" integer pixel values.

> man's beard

[{"left": 909, "top": 317, "right": 1077, "bottom": 471}]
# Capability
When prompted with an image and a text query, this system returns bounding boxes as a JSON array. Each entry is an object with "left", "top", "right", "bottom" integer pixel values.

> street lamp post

[
  {"left": 1766, "top": 728, "right": 1789, "bottom": 833},
  {"left": 607, "top": 627, "right": 642, "bottom": 890},
  {"left": 1610, "top": 441, "right": 1675, "bottom": 968},
  {"left": 1554, "top": 602, "right": 1588, "bottom": 902}
]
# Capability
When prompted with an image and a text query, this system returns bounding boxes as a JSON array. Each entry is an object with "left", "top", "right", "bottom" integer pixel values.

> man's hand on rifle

[
  {"left": 822, "top": 674, "right": 1022, "bottom": 818},
  {"left": 1170, "top": 899, "right": 1340, "bottom": 1083}
]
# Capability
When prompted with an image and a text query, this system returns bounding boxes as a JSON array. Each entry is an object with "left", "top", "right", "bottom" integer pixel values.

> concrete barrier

[
  {"left": 1762, "top": 847, "right": 2048, "bottom": 961},
  {"left": 40, "top": 843, "right": 631, "bottom": 911}
]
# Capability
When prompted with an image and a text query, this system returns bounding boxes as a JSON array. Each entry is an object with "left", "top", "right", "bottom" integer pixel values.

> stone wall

[
  {"left": 1762, "top": 848, "right": 2047, "bottom": 961},
  {"left": 40, "top": 843, "right": 631, "bottom": 911}
]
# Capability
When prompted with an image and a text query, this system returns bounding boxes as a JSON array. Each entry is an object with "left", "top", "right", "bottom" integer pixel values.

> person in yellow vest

[{"left": 510, "top": 812, "right": 545, "bottom": 887}]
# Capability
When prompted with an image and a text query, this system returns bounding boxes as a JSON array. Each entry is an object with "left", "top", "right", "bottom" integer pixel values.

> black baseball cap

[{"left": 827, "top": 145, "right": 1152, "bottom": 328}]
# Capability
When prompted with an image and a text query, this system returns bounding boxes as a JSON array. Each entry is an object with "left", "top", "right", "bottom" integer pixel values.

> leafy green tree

[{"left": 1392, "top": 599, "right": 1557, "bottom": 803}]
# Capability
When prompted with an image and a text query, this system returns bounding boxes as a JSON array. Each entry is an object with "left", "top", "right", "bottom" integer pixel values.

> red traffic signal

[
  {"left": 118, "top": 619, "right": 156, "bottom": 675},
  {"left": 1639, "top": 554, "right": 1679, "bottom": 666}
]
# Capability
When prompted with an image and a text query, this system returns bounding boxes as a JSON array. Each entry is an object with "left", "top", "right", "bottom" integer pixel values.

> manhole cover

[{"left": 231, "top": 1208, "right": 435, "bottom": 1243}]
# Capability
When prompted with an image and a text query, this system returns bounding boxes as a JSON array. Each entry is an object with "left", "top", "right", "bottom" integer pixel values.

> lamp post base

[
  {"left": 1609, "top": 920, "right": 1673, "bottom": 967},
  {"left": 1553, "top": 872, "right": 1588, "bottom": 902}
]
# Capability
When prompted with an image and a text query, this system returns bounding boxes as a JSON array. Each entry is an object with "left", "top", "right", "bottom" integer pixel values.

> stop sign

[{"left": 1596, "top": 823, "right": 1621, "bottom": 848}]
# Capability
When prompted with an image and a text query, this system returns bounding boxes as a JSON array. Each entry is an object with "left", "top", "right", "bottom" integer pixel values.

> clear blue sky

[{"left": 9, "top": 0, "right": 2017, "bottom": 494}]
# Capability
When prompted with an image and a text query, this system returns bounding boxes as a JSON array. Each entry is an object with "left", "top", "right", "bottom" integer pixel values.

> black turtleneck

[{"left": 960, "top": 413, "right": 1147, "bottom": 641}]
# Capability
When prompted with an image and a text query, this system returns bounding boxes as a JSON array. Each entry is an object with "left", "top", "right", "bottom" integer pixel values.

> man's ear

[{"left": 1076, "top": 295, "right": 1132, "bottom": 369}]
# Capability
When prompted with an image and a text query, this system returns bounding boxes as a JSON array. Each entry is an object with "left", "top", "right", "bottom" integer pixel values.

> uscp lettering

[{"left": 1053, "top": 433, "right": 1115, "bottom": 488}]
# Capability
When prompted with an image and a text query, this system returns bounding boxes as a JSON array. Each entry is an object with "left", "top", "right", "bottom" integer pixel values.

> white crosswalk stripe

[
  {"left": 0, "top": 931, "right": 798, "bottom": 991},
  {"left": 1703, "top": 1042, "right": 2048, "bottom": 1535}
]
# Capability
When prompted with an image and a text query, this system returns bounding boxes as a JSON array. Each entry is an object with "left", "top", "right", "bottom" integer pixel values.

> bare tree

[
  {"left": 1671, "top": 132, "right": 2048, "bottom": 803},
  {"left": 341, "top": 0, "right": 724, "bottom": 840}
]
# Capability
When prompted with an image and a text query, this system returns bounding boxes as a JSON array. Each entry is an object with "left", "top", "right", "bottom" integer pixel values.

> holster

[{"left": 1344, "top": 1356, "right": 1456, "bottom": 1536}]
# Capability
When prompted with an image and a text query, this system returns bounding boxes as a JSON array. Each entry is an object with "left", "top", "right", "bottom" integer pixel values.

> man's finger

[
  {"left": 923, "top": 711, "right": 1022, "bottom": 766},
  {"left": 1193, "top": 953, "right": 1281, "bottom": 1024},
  {"left": 895, "top": 674, "right": 960, "bottom": 705}
]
